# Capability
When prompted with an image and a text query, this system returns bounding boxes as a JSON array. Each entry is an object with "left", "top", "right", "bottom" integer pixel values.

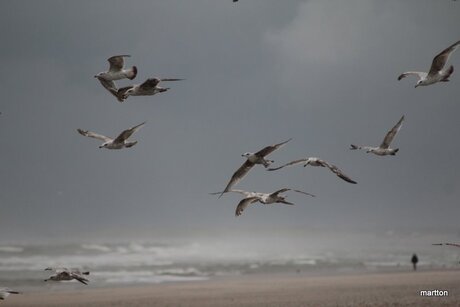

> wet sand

[{"left": 6, "top": 270, "right": 460, "bottom": 306}]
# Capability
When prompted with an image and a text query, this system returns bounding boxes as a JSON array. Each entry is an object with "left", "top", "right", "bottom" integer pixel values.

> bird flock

[{"left": 1, "top": 2, "right": 460, "bottom": 302}]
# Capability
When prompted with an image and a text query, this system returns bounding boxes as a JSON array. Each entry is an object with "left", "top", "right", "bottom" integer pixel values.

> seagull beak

[
  {"left": 414, "top": 84, "right": 419, "bottom": 88},
  {"left": 99, "top": 146, "right": 104, "bottom": 149}
]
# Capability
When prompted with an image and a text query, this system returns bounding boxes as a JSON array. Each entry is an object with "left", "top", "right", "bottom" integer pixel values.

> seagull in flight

[
  {"left": 94, "top": 55, "right": 137, "bottom": 102},
  {"left": 94, "top": 55, "right": 137, "bottom": 81},
  {"left": 77, "top": 122, "right": 145, "bottom": 149},
  {"left": 398, "top": 40, "right": 460, "bottom": 87},
  {"left": 350, "top": 115, "right": 404, "bottom": 156},
  {"left": 117, "top": 78, "right": 184, "bottom": 101},
  {"left": 432, "top": 243, "right": 460, "bottom": 248},
  {"left": 218, "top": 138, "right": 292, "bottom": 198},
  {"left": 268, "top": 157, "right": 357, "bottom": 184},
  {"left": 0, "top": 288, "right": 21, "bottom": 301},
  {"left": 44, "top": 267, "right": 90, "bottom": 285},
  {"left": 213, "top": 188, "right": 315, "bottom": 217}
]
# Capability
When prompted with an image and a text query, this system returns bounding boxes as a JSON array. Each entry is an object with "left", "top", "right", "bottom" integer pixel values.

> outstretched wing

[
  {"left": 432, "top": 243, "right": 460, "bottom": 248},
  {"left": 397, "top": 71, "right": 427, "bottom": 81},
  {"left": 71, "top": 273, "right": 89, "bottom": 285},
  {"left": 318, "top": 160, "right": 357, "bottom": 184},
  {"left": 219, "top": 160, "right": 255, "bottom": 198},
  {"left": 269, "top": 188, "right": 291, "bottom": 197},
  {"left": 255, "top": 138, "right": 292, "bottom": 158},
  {"left": 108, "top": 55, "right": 130, "bottom": 72},
  {"left": 380, "top": 115, "right": 404, "bottom": 149},
  {"left": 139, "top": 78, "right": 161, "bottom": 90},
  {"left": 235, "top": 197, "right": 260, "bottom": 216},
  {"left": 77, "top": 129, "right": 112, "bottom": 143},
  {"left": 97, "top": 78, "right": 123, "bottom": 102},
  {"left": 428, "top": 40, "right": 460, "bottom": 77},
  {"left": 267, "top": 158, "right": 308, "bottom": 171},
  {"left": 291, "top": 189, "right": 316, "bottom": 197},
  {"left": 113, "top": 122, "right": 146, "bottom": 144},
  {"left": 209, "top": 189, "right": 255, "bottom": 198}
]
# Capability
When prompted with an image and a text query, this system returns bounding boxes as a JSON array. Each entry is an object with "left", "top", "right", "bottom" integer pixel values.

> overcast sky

[{"left": 1, "top": 0, "right": 460, "bottom": 243}]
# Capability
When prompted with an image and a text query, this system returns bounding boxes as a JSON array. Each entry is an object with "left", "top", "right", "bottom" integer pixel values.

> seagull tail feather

[{"left": 127, "top": 66, "right": 137, "bottom": 80}]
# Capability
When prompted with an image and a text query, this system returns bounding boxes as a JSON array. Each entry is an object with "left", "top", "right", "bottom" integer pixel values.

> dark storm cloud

[{"left": 0, "top": 0, "right": 459, "bottom": 242}]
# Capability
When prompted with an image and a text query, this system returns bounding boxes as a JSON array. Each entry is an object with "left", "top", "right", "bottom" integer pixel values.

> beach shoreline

[{"left": 6, "top": 269, "right": 460, "bottom": 306}]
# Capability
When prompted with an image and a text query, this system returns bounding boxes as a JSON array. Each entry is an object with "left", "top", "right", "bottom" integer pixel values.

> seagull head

[
  {"left": 241, "top": 152, "right": 253, "bottom": 158},
  {"left": 99, "top": 142, "right": 109, "bottom": 149},
  {"left": 94, "top": 72, "right": 105, "bottom": 79},
  {"left": 415, "top": 80, "right": 422, "bottom": 88}
]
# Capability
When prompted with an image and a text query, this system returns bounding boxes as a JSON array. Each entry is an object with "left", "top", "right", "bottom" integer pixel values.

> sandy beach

[{"left": 5, "top": 270, "right": 460, "bottom": 307}]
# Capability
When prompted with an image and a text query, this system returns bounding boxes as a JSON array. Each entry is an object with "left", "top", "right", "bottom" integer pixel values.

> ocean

[{"left": 0, "top": 232, "right": 458, "bottom": 291}]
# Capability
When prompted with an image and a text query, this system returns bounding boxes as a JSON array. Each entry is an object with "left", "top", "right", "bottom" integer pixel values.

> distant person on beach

[{"left": 411, "top": 254, "right": 419, "bottom": 271}]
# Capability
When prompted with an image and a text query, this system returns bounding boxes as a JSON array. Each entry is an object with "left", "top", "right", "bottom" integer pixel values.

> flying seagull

[
  {"left": 44, "top": 268, "right": 90, "bottom": 285},
  {"left": 77, "top": 122, "right": 145, "bottom": 149},
  {"left": 94, "top": 55, "right": 137, "bottom": 81},
  {"left": 350, "top": 115, "right": 404, "bottom": 156},
  {"left": 218, "top": 138, "right": 292, "bottom": 198},
  {"left": 0, "top": 288, "right": 21, "bottom": 301},
  {"left": 398, "top": 40, "right": 460, "bottom": 87},
  {"left": 213, "top": 188, "right": 314, "bottom": 217},
  {"left": 268, "top": 157, "right": 357, "bottom": 184},
  {"left": 432, "top": 243, "right": 460, "bottom": 248},
  {"left": 210, "top": 188, "right": 315, "bottom": 199},
  {"left": 117, "top": 78, "right": 184, "bottom": 101}
]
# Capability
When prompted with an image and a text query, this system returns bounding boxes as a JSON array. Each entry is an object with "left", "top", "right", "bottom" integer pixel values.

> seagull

[
  {"left": 268, "top": 157, "right": 357, "bottom": 184},
  {"left": 94, "top": 55, "right": 137, "bottom": 81},
  {"left": 77, "top": 122, "right": 145, "bottom": 149},
  {"left": 350, "top": 115, "right": 404, "bottom": 156},
  {"left": 117, "top": 78, "right": 184, "bottom": 101},
  {"left": 44, "top": 267, "right": 90, "bottom": 285},
  {"left": 398, "top": 40, "right": 460, "bottom": 87},
  {"left": 218, "top": 138, "right": 292, "bottom": 198},
  {"left": 213, "top": 188, "right": 315, "bottom": 217},
  {"left": 0, "top": 288, "right": 21, "bottom": 301},
  {"left": 432, "top": 243, "right": 460, "bottom": 248}
]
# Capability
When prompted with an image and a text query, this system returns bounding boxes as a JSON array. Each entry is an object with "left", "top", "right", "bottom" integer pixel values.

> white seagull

[
  {"left": 350, "top": 115, "right": 404, "bottom": 156},
  {"left": 218, "top": 138, "right": 292, "bottom": 198},
  {"left": 117, "top": 77, "right": 184, "bottom": 101},
  {"left": 0, "top": 288, "right": 21, "bottom": 301},
  {"left": 398, "top": 40, "right": 460, "bottom": 87},
  {"left": 44, "top": 267, "right": 90, "bottom": 285},
  {"left": 268, "top": 157, "right": 357, "bottom": 184},
  {"left": 94, "top": 55, "right": 137, "bottom": 81},
  {"left": 213, "top": 188, "right": 315, "bottom": 217},
  {"left": 77, "top": 122, "right": 145, "bottom": 150}
]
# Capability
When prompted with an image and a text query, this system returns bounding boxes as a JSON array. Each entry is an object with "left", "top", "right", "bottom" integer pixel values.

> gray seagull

[
  {"left": 218, "top": 138, "right": 292, "bottom": 198},
  {"left": 350, "top": 115, "right": 404, "bottom": 156},
  {"left": 398, "top": 40, "right": 460, "bottom": 87},
  {"left": 268, "top": 157, "right": 357, "bottom": 184},
  {"left": 44, "top": 267, "right": 90, "bottom": 285},
  {"left": 212, "top": 188, "right": 315, "bottom": 217},
  {"left": 77, "top": 122, "right": 145, "bottom": 150},
  {"left": 117, "top": 78, "right": 184, "bottom": 101}
]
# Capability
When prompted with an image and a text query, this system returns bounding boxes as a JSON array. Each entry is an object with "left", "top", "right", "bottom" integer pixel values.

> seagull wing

[
  {"left": 255, "top": 138, "right": 292, "bottom": 158},
  {"left": 219, "top": 160, "right": 255, "bottom": 198},
  {"left": 380, "top": 115, "right": 404, "bottom": 149},
  {"left": 97, "top": 78, "right": 124, "bottom": 102},
  {"left": 139, "top": 78, "right": 161, "bottom": 90},
  {"left": 397, "top": 71, "right": 427, "bottom": 81},
  {"left": 428, "top": 40, "right": 460, "bottom": 77},
  {"left": 113, "top": 122, "right": 146, "bottom": 144},
  {"left": 267, "top": 158, "right": 308, "bottom": 171},
  {"left": 318, "top": 159, "right": 357, "bottom": 184},
  {"left": 269, "top": 188, "right": 291, "bottom": 197},
  {"left": 77, "top": 129, "right": 112, "bottom": 143},
  {"left": 235, "top": 197, "right": 260, "bottom": 216},
  {"left": 71, "top": 273, "right": 89, "bottom": 285},
  {"left": 292, "top": 189, "right": 316, "bottom": 197},
  {"left": 108, "top": 55, "right": 130, "bottom": 72},
  {"left": 210, "top": 189, "right": 254, "bottom": 197}
]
